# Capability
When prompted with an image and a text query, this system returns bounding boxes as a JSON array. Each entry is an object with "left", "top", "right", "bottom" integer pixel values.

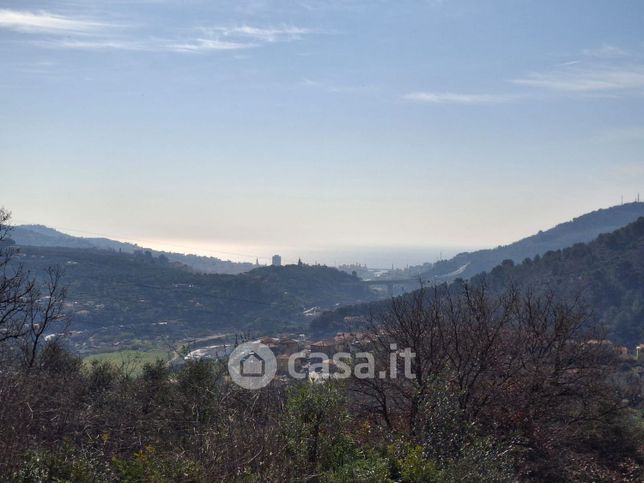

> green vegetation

[
  {"left": 11, "top": 224, "right": 256, "bottom": 274},
  {"left": 83, "top": 350, "right": 172, "bottom": 376},
  {"left": 11, "top": 246, "right": 378, "bottom": 352},
  {"left": 420, "top": 202, "right": 644, "bottom": 282},
  {"left": 472, "top": 215, "right": 644, "bottom": 345},
  {"left": 315, "top": 216, "right": 644, "bottom": 346},
  {"left": 2, "top": 283, "right": 642, "bottom": 481}
]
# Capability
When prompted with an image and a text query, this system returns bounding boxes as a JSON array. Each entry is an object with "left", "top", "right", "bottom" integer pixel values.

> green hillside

[
  {"left": 11, "top": 224, "right": 256, "bottom": 274},
  {"left": 420, "top": 202, "right": 644, "bottom": 282},
  {"left": 315, "top": 217, "right": 644, "bottom": 346},
  {"left": 12, "top": 246, "right": 378, "bottom": 353},
  {"left": 472, "top": 216, "right": 644, "bottom": 345}
]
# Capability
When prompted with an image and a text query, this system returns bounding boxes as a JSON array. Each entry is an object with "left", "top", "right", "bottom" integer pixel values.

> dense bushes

[{"left": 2, "top": 282, "right": 642, "bottom": 482}]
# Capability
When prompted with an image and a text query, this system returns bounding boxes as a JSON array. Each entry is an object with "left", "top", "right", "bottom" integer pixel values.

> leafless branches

[{"left": 0, "top": 208, "right": 67, "bottom": 367}]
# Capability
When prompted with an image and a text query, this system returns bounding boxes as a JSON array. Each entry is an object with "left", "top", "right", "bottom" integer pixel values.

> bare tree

[
  {"left": 351, "top": 281, "right": 627, "bottom": 474},
  {"left": 0, "top": 208, "right": 67, "bottom": 367}
]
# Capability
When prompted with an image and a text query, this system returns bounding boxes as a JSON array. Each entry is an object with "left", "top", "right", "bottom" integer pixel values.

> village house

[
  {"left": 277, "top": 337, "right": 300, "bottom": 355},
  {"left": 309, "top": 339, "right": 337, "bottom": 357}
]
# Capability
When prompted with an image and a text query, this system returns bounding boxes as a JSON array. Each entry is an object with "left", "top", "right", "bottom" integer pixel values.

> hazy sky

[{"left": 2, "top": 0, "right": 644, "bottom": 264}]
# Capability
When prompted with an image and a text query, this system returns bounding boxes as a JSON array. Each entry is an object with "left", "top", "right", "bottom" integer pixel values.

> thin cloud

[
  {"left": 0, "top": 9, "right": 106, "bottom": 34},
  {"left": 403, "top": 91, "right": 519, "bottom": 105},
  {"left": 42, "top": 39, "right": 150, "bottom": 51},
  {"left": 408, "top": 45, "right": 644, "bottom": 106},
  {"left": 582, "top": 44, "right": 629, "bottom": 59},
  {"left": 216, "top": 25, "right": 315, "bottom": 43},
  {"left": 169, "top": 38, "right": 256, "bottom": 53},
  {"left": 15, "top": 16, "right": 314, "bottom": 53},
  {"left": 134, "top": 25, "right": 315, "bottom": 53},
  {"left": 36, "top": 37, "right": 254, "bottom": 52},
  {"left": 513, "top": 63, "right": 644, "bottom": 93}
]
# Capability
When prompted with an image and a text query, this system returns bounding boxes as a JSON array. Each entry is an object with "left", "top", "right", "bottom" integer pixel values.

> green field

[{"left": 83, "top": 349, "right": 173, "bottom": 376}]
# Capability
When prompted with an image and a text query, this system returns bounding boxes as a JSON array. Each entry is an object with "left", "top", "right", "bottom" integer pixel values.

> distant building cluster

[
  {"left": 585, "top": 339, "right": 644, "bottom": 362},
  {"left": 258, "top": 332, "right": 376, "bottom": 381},
  {"left": 185, "top": 329, "right": 378, "bottom": 383}
]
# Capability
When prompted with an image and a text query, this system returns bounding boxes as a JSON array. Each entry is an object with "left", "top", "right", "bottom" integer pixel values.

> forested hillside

[
  {"left": 11, "top": 225, "right": 256, "bottom": 274},
  {"left": 421, "top": 202, "right": 644, "bottom": 281},
  {"left": 315, "top": 217, "right": 644, "bottom": 346},
  {"left": 11, "top": 246, "right": 378, "bottom": 352},
  {"left": 474, "top": 216, "right": 644, "bottom": 345}
]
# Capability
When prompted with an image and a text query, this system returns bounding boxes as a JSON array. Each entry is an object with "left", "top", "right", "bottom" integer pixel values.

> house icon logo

[
  {"left": 228, "top": 342, "right": 276, "bottom": 390},
  {"left": 240, "top": 351, "right": 265, "bottom": 377}
]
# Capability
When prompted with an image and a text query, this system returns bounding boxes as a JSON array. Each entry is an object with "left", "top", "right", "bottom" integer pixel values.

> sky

[{"left": 1, "top": 0, "right": 644, "bottom": 266}]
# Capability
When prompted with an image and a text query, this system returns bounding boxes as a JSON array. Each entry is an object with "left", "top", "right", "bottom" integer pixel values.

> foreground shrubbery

[
  {"left": 2, "top": 356, "right": 640, "bottom": 482},
  {"left": 1, "top": 286, "right": 643, "bottom": 482},
  {"left": 0, "top": 354, "right": 517, "bottom": 482}
]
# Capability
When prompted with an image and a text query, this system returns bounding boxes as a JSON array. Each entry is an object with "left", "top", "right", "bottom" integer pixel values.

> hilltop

[
  {"left": 420, "top": 202, "right": 644, "bottom": 282},
  {"left": 11, "top": 224, "right": 255, "bottom": 275},
  {"left": 315, "top": 216, "right": 644, "bottom": 346},
  {"left": 472, "top": 216, "right": 644, "bottom": 345},
  {"left": 10, "top": 246, "right": 378, "bottom": 353}
]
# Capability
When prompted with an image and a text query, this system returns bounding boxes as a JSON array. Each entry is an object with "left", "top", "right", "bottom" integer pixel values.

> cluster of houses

[
  {"left": 586, "top": 339, "right": 644, "bottom": 361},
  {"left": 257, "top": 332, "right": 376, "bottom": 378},
  {"left": 186, "top": 331, "right": 644, "bottom": 388}
]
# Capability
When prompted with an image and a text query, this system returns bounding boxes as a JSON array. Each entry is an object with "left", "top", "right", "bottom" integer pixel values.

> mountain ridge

[
  {"left": 314, "top": 216, "right": 644, "bottom": 346},
  {"left": 421, "top": 202, "right": 644, "bottom": 281},
  {"left": 8, "top": 244, "right": 378, "bottom": 353},
  {"left": 10, "top": 224, "right": 256, "bottom": 275}
]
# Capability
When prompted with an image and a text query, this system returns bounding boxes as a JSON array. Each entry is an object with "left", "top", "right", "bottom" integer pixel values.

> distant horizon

[
  {"left": 9, "top": 200, "right": 642, "bottom": 267},
  {"left": 9, "top": 220, "right": 479, "bottom": 267}
]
